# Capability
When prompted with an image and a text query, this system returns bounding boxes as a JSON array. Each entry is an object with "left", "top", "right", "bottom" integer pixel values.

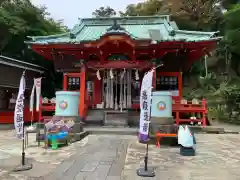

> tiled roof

[
  {"left": 26, "top": 15, "right": 221, "bottom": 44},
  {"left": 0, "top": 55, "right": 46, "bottom": 73}
]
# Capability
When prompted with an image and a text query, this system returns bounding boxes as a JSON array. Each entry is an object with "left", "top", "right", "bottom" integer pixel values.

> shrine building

[{"left": 25, "top": 16, "right": 221, "bottom": 123}]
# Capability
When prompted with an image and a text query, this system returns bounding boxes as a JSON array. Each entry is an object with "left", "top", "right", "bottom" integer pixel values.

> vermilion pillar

[
  {"left": 94, "top": 79, "right": 102, "bottom": 105},
  {"left": 178, "top": 72, "right": 183, "bottom": 99},
  {"left": 79, "top": 66, "right": 86, "bottom": 121},
  {"left": 63, "top": 73, "right": 67, "bottom": 90}
]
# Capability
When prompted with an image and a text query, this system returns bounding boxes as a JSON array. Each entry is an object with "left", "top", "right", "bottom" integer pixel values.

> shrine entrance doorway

[{"left": 102, "top": 69, "right": 134, "bottom": 111}]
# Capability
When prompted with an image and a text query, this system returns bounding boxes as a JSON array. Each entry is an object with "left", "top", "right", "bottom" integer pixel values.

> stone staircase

[
  {"left": 86, "top": 109, "right": 104, "bottom": 125},
  {"left": 103, "top": 110, "right": 128, "bottom": 127},
  {"left": 86, "top": 109, "right": 141, "bottom": 127},
  {"left": 128, "top": 111, "right": 140, "bottom": 127}
]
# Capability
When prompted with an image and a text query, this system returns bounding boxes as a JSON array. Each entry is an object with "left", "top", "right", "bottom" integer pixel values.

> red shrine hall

[{"left": 26, "top": 16, "right": 221, "bottom": 124}]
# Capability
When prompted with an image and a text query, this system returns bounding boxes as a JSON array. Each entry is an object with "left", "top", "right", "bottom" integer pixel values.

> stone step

[{"left": 103, "top": 111, "right": 128, "bottom": 127}]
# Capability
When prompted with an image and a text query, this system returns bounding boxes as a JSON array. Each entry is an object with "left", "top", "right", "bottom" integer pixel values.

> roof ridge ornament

[
  {"left": 169, "top": 30, "right": 176, "bottom": 37},
  {"left": 107, "top": 19, "right": 126, "bottom": 32},
  {"left": 69, "top": 33, "right": 76, "bottom": 39}
]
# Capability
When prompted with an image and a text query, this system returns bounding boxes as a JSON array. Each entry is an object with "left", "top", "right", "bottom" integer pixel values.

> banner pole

[
  {"left": 143, "top": 96, "right": 153, "bottom": 174},
  {"left": 137, "top": 86, "right": 155, "bottom": 177},
  {"left": 22, "top": 121, "right": 25, "bottom": 166},
  {"left": 13, "top": 71, "right": 33, "bottom": 172}
]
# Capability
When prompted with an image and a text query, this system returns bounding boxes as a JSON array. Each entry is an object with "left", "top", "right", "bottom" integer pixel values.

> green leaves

[
  {"left": 223, "top": 4, "right": 240, "bottom": 55},
  {"left": 119, "top": 0, "right": 164, "bottom": 17},
  {"left": 92, "top": 6, "right": 116, "bottom": 17},
  {"left": 0, "top": 0, "right": 67, "bottom": 55}
]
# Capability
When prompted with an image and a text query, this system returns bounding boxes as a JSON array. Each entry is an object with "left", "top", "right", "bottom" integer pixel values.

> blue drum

[{"left": 55, "top": 91, "right": 80, "bottom": 116}]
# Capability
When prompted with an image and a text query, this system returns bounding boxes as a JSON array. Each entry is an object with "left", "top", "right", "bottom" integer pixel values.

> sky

[{"left": 31, "top": 0, "right": 145, "bottom": 28}]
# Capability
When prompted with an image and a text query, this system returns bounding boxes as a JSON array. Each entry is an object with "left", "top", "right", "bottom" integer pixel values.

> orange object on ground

[{"left": 155, "top": 133, "right": 177, "bottom": 148}]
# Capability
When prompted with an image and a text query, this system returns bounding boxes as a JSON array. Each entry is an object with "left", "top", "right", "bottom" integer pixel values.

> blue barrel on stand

[
  {"left": 55, "top": 91, "right": 80, "bottom": 116},
  {"left": 150, "top": 91, "right": 174, "bottom": 129}
]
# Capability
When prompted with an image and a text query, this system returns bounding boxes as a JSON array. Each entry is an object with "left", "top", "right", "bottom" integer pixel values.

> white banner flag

[
  {"left": 14, "top": 72, "right": 26, "bottom": 139},
  {"left": 29, "top": 84, "right": 35, "bottom": 112},
  {"left": 34, "top": 78, "right": 42, "bottom": 111},
  {"left": 138, "top": 70, "right": 154, "bottom": 142}
]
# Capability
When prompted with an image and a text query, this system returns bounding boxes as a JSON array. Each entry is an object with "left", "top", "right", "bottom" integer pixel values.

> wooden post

[
  {"left": 94, "top": 78, "right": 102, "bottom": 105},
  {"left": 37, "top": 97, "right": 43, "bottom": 147},
  {"left": 79, "top": 66, "right": 86, "bottom": 121},
  {"left": 63, "top": 73, "right": 68, "bottom": 90},
  {"left": 39, "top": 97, "right": 42, "bottom": 122},
  {"left": 202, "top": 98, "right": 207, "bottom": 126},
  {"left": 178, "top": 72, "right": 183, "bottom": 98},
  {"left": 176, "top": 112, "right": 180, "bottom": 125}
]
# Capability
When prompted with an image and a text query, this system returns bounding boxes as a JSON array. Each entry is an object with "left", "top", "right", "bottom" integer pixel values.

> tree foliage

[
  {"left": 120, "top": 0, "right": 225, "bottom": 31},
  {"left": 119, "top": 0, "right": 164, "bottom": 16},
  {"left": 92, "top": 6, "right": 116, "bottom": 18},
  {"left": 0, "top": 0, "right": 67, "bottom": 97},
  {"left": 0, "top": 0, "right": 67, "bottom": 61},
  {"left": 223, "top": 4, "right": 240, "bottom": 56}
]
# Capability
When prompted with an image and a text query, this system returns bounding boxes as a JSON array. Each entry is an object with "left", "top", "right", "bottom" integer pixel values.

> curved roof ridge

[
  {"left": 175, "top": 30, "right": 219, "bottom": 36},
  {"left": 0, "top": 55, "right": 46, "bottom": 73},
  {"left": 78, "top": 15, "right": 170, "bottom": 21},
  {"left": 71, "top": 19, "right": 86, "bottom": 35},
  {"left": 25, "top": 15, "right": 221, "bottom": 45},
  {"left": 27, "top": 33, "right": 69, "bottom": 40}
]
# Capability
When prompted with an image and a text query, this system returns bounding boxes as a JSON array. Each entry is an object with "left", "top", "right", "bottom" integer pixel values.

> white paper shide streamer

[{"left": 14, "top": 72, "right": 26, "bottom": 139}]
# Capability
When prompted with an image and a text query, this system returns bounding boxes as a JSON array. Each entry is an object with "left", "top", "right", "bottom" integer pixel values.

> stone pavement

[
  {"left": 44, "top": 135, "right": 131, "bottom": 180},
  {"left": 0, "top": 130, "right": 240, "bottom": 179},
  {"left": 124, "top": 134, "right": 240, "bottom": 180},
  {"left": 0, "top": 130, "right": 89, "bottom": 180}
]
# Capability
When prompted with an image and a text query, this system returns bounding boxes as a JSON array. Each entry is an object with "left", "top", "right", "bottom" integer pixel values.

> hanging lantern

[
  {"left": 135, "top": 69, "right": 139, "bottom": 80},
  {"left": 96, "top": 70, "right": 101, "bottom": 80}
]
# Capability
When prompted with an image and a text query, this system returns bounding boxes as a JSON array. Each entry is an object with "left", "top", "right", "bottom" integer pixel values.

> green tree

[
  {"left": 119, "top": 0, "right": 164, "bottom": 16},
  {"left": 92, "top": 6, "right": 116, "bottom": 17},
  {"left": 175, "top": 0, "right": 226, "bottom": 31},
  {"left": 222, "top": 0, "right": 239, "bottom": 9},
  {"left": 223, "top": 4, "right": 240, "bottom": 56},
  {"left": 120, "top": 0, "right": 224, "bottom": 31},
  {"left": 0, "top": 0, "right": 67, "bottom": 97},
  {"left": 0, "top": 0, "right": 67, "bottom": 60}
]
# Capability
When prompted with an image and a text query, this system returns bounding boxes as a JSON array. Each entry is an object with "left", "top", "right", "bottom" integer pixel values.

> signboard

[
  {"left": 14, "top": 72, "right": 26, "bottom": 139},
  {"left": 138, "top": 70, "right": 154, "bottom": 142}
]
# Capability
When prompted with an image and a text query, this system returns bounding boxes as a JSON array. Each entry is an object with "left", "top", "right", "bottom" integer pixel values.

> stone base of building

[
  {"left": 150, "top": 117, "right": 177, "bottom": 134},
  {"left": 103, "top": 110, "right": 128, "bottom": 127}
]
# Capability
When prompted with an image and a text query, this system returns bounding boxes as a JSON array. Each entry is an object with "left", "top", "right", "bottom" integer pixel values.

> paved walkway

[
  {"left": 124, "top": 134, "right": 240, "bottom": 180},
  {"left": 1, "top": 131, "right": 240, "bottom": 179},
  {"left": 44, "top": 135, "right": 130, "bottom": 180}
]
